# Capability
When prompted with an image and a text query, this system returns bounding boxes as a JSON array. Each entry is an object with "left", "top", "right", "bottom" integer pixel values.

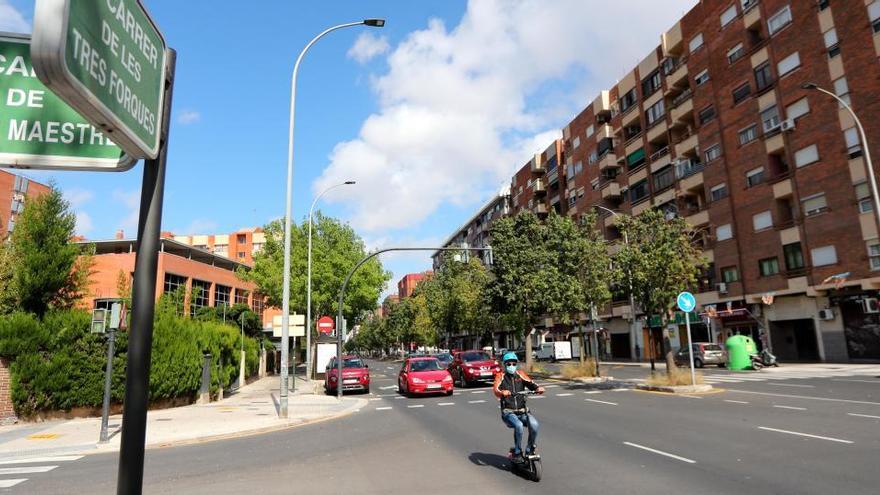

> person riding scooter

[{"left": 493, "top": 352, "right": 545, "bottom": 463}]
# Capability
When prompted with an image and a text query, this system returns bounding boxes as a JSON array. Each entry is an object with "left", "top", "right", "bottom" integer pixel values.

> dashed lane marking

[
  {"left": 438, "top": 402, "right": 455, "bottom": 406},
  {"left": 369, "top": 398, "right": 382, "bottom": 401},
  {"left": 847, "top": 413, "right": 880, "bottom": 419},
  {"left": 765, "top": 382, "right": 815, "bottom": 388},
  {"left": 758, "top": 426, "right": 853, "bottom": 444},
  {"left": 394, "top": 396, "right": 405, "bottom": 400},
  {"left": 470, "top": 390, "right": 487, "bottom": 394},
  {"left": 584, "top": 391, "right": 602, "bottom": 394},
  {"left": 380, "top": 385, "right": 397, "bottom": 390},
  {"left": 623, "top": 442, "right": 696, "bottom": 464},
  {"left": 407, "top": 405, "right": 424, "bottom": 409},
  {"left": 585, "top": 399, "right": 618, "bottom": 406},
  {"left": 468, "top": 400, "right": 486, "bottom": 404},
  {"left": 724, "top": 400, "right": 749, "bottom": 404},
  {"left": 727, "top": 389, "right": 880, "bottom": 406},
  {"left": 773, "top": 405, "right": 807, "bottom": 411},
  {"left": 0, "top": 480, "right": 26, "bottom": 488},
  {"left": 556, "top": 393, "right": 573, "bottom": 397},
  {"left": 832, "top": 379, "right": 880, "bottom": 384},
  {"left": 375, "top": 407, "right": 392, "bottom": 411}
]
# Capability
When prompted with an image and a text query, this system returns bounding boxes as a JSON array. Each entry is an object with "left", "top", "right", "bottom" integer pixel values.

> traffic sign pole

[
  {"left": 676, "top": 292, "right": 697, "bottom": 387},
  {"left": 116, "top": 48, "right": 175, "bottom": 495},
  {"left": 685, "top": 312, "right": 696, "bottom": 386}
]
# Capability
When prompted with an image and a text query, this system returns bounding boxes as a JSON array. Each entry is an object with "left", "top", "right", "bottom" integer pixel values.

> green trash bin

[{"left": 725, "top": 335, "right": 757, "bottom": 370}]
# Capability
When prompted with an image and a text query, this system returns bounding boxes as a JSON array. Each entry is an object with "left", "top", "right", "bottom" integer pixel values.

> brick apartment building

[
  {"left": 172, "top": 227, "right": 266, "bottom": 265},
  {"left": 0, "top": 170, "right": 50, "bottom": 238},
  {"left": 432, "top": 185, "right": 511, "bottom": 270},
  {"left": 80, "top": 236, "right": 276, "bottom": 328},
  {"left": 436, "top": 0, "right": 880, "bottom": 363},
  {"left": 397, "top": 271, "right": 433, "bottom": 299}
]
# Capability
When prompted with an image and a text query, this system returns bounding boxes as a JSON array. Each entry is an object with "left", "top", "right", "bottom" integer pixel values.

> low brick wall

[{"left": 0, "top": 357, "right": 16, "bottom": 424}]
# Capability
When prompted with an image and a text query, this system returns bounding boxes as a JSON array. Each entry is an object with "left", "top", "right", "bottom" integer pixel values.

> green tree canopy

[{"left": 420, "top": 254, "right": 492, "bottom": 347}]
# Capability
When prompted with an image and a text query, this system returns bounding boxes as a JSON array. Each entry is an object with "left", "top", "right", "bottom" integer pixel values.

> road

[{"left": 9, "top": 360, "right": 880, "bottom": 494}]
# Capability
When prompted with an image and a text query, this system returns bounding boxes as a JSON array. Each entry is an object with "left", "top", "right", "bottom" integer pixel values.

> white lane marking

[
  {"left": 378, "top": 394, "right": 396, "bottom": 397},
  {"left": 584, "top": 391, "right": 602, "bottom": 394},
  {"left": 0, "top": 456, "right": 83, "bottom": 465},
  {"left": 438, "top": 402, "right": 455, "bottom": 406},
  {"left": 766, "top": 382, "right": 814, "bottom": 388},
  {"left": 585, "top": 399, "right": 618, "bottom": 406},
  {"left": 727, "top": 389, "right": 880, "bottom": 406},
  {"left": 394, "top": 396, "right": 405, "bottom": 400},
  {"left": 832, "top": 379, "right": 879, "bottom": 384},
  {"left": 543, "top": 384, "right": 559, "bottom": 388},
  {"left": 468, "top": 400, "right": 486, "bottom": 404},
  {"left": 611, "top": 388, "right": 630, "bottom": 392},
  {"left": 623, "top": 442, "right": 696, "bottom": 464},
  {"left": 407, "top": 405, "right": 424, "bottom": 409},
  {"left": 369, "top": 398, "right": 382, "bottom": 401},
  {"left": 0, "top": 480, "right": 26, "bottom": 488},
  {"left": 530, "top": 395, "right": 545, "bottom": 399},
  {"left": 556, "top": 393, "right": 573, "bottom": 397},
  {"left": 380, "top": 385, "right": 397, "bottom": 390},
  {"left": 724, "top": 400, "right": 749, "bottom": 404},
  {"left": 0, "top": 466, "right": 57, "bottom": 474},
  {"left": 757, "top": 426, "right": 853, "bottom": 444},
  {"left": 773, "top": 405, "right": 807, "bottom": 411},
  {"left": 375, "top": 406, "right": 392, "bottom": 411},
  {"left": 470, "top": 390, "right": 487, "bottom": 394},
  {"left": 679, "top": 395, "right": 703, "bottom": 399},
  {"left": 847, "top": 413, "right": 880, "bottom": 419}
]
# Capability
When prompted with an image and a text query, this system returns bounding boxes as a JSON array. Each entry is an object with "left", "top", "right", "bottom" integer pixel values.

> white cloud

[
  {"left": 62, "top": 188, "right": 94, "bottom": 237},
  {"left": 112, "top": 189, "right": 140, "bottom": 233},
  {"left": 347, "top": 32, "right": 390, "bottom": 64},
  {"left": 316, "top": 0, "right": 697, "bottom": 233},
  {"left": 177, "top": 110, "right": 201, "bottom": 125},
  {"left": 0, "top": 1, "right": 29, "bottom": 33}
]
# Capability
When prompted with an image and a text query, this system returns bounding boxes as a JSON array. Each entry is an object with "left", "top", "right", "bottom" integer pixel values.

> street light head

[
  {"left": 363, "top": 19, "right": 385, "bottom": 27},
  {"left": 344, "top": 181, "right": 356, "bottom": 185},
  {"left": 801, "top": 82, "right": 818, "bottom": 90}
]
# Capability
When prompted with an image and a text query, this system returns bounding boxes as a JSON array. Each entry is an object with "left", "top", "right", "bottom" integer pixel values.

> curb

[{"left": 636, "top": 384, "right": 715, "bottom": 394}]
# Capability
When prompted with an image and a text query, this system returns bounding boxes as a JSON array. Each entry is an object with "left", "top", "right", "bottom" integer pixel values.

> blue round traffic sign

[{"left": 676, "top": 292, "right": 696, "bottom": 313}]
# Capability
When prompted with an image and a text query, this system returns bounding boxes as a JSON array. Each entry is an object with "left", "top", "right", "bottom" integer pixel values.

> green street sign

[
  {"left": 0, "top": 34, "right": 133, "bottom": 171},
  {"left": 32, "top": 0, "right": 167, "bottom": 159}
]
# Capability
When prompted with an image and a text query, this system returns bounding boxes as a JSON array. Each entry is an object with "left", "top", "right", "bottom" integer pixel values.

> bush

[
  {"left": 645, "top": 367, "right": 704, "bottom": 387},
  {"left": 560, "top": 360, "right": 599, "bottom": 379},
  {"left": 0, "top": 309, "right": 261, "bottom": 417}
]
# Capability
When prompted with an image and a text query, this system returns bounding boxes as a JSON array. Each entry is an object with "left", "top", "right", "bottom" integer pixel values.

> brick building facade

[
  {"left": 0, "top": 170, "right": 50, "bottom": 239},
  {"left": 437, "top": 0, "right": 880, "bottom": 362},
  {"left": 397, "top": 271, "right": 433, "bottom": 299},
  {"left": 172, "top": 227, "right": 266, "bottom": 265}
]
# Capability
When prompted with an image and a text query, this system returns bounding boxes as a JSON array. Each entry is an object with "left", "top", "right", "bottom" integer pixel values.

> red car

[
  {"left": 398, "top": 357, "right": 454, "bottom": 397},
  {"left": 325, "top": 355, "right": 370, "bottom": 394},
  {"left": 448, "top": 350, "right": 501, "bottom": 388}
]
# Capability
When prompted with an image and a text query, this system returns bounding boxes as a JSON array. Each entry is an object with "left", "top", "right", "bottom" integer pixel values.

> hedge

[{"left": 0, "top": 310, "right": 261, "bottom": 417}]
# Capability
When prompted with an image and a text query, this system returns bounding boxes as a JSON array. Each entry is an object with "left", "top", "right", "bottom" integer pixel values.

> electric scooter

[{"left": 505, "top": 390, "right": 542, "bottom": 482}]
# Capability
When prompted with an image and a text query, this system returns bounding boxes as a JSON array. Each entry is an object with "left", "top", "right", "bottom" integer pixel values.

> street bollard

[
  {"left": 198, "top": 353, "right": 211, "bottom": 404},
  {"left": 217, "top": 356, "right": 224, "bottom": 400}
]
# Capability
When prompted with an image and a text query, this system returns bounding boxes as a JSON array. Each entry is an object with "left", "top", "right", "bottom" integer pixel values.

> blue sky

[{"left": 2, "top": 0, "right": 696, "bottom": 298}]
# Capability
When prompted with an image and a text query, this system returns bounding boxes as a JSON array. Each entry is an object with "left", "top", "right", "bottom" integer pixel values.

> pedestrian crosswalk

[
  {"left": 700, "top": 364, "right": 880, "bottom": 385},
  {"left": 0, "top": 455, "right": 83, "bottom": 490}
]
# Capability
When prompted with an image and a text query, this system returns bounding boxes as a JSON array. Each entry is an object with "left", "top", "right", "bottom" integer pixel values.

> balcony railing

[
  {"left": 670, "top": 88, "right": 693, "bottom": 109},
  {"left": 650, "top": 146, "right": 670, "bottom": 163},
  {"left": 675, "top": 159, "right": 705, "bottom": 179}
]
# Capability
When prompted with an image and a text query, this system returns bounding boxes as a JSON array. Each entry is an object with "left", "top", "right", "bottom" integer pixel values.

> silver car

[{"left": 674, "top": 343, "right": 727, "bottom": 368}]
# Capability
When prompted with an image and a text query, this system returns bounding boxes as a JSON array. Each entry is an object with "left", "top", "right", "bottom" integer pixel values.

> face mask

[{"left": 505, "top": 364, "right": 518, "bottom": 374}]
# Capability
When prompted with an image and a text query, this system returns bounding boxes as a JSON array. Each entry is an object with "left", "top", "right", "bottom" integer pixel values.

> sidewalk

[{"left": 0, "top": 375, "right": 366, "bottom": 460}]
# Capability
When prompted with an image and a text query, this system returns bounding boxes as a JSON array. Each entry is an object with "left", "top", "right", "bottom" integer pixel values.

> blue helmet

[{"left": 502, "top": 351, "right": 519, "bottom": 363}]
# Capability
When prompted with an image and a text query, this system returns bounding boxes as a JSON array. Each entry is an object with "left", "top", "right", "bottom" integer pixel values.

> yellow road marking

[{"left": 26, "top": 433, "right": 62, "bottom": 440}]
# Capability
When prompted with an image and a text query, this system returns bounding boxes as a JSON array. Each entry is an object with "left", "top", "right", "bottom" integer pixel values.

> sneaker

[
  {"left": 511, "top": 454, "right": 525, "bottom": 464},
  {"left": 526, "top": 445, "right": 537, "bottom": 456}
]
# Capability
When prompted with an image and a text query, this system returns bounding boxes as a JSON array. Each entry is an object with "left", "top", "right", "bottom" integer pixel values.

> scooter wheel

[
  {"left": 530, "top": 459, "right": 542, "bottom": 482},
  {"left": 752, "top": 361, "right": 763, "bottom": 370}
]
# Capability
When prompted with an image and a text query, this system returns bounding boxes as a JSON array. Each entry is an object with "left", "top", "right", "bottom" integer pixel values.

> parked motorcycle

[{"left": 750, "top": 349, "right": 779, "bottom": 370}]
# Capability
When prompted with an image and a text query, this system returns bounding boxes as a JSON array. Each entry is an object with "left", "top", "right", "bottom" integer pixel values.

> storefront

[{"left": 834, "top": 292, "right": 880, "bottom": 361}]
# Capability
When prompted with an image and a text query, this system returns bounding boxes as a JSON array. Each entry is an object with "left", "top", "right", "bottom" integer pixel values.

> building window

[
  {"left": 251, "top": 294, "right": 265, "bottom": 320},
  {"left": 214, "top": 243, "right": 228, "bottom": 256},
  {"left": 236, "top": 234, "right": 247, "bottom": 244},
  {"left": 727, "top": 43, "right": 745, "bottom": 64},
  {"left": 755, "top": 63, "right": 773, "bottom": 92},
  {"left": 190, "top": 279, "right": 211, "bottom": 316},
  {"left": 869, "top": 243, "right": 880, "bottom": 270},
  {"left": 753, "top": 211, "right": 773, "bottom": 231},
  {"left": 746, "top": 166, "right": 765, "bottom": 187},
  {"left": 811, "top": 245, "right": 838, "bottom": 267},
  {"left": 588, "top": 150, "right": 598, "bottom": 164},
  {"left": 624, "top": 124, "right": 642, "bottom": 140},
  {"left": 768, "top": 5, "right": 793, "bottom": 35},
  {"left": 574, "top": 162, "right": 583, "bottom": 175},
  {"left": 214, "top": 284, "right": 231, "bottom": 309},
  {"left": 10, "top": 198, "right": 24, "bottom": 214},
  {"left": 732, "top": 83, "right": 752, "bottom": 104},
  {"left": 742, "top": 0, "right": 759, "bottom": 10},
  {"left": 12, "top": 175, "right": 29, "bottom": 194},
  {"left": 818, "top": 0, "right": 829, "bottom": 11},
  {"left": 721, "top": 265, "right": 739, "bottom": 283},
  {"left": 620, "top": 88, "right": 638, "bottom": 113},
  {"left": 721, "top": 5, "right": 738, "bottom": 27},
  {"left": 870, "top": 1, "right": 880, "bottom": 33},
  {"left": 699, "top": 106, "right": 716, "bottom": 125},
  {"left": 653, "top": 166, "right": 675, "bottom": 192},
  {"left": 717, "top": 223, "right": 733, "bottom": 241},
  {"left": 759, "top": 257, "right": 780, "bottom": 277},
  {"left": 777, "top": 52, "right": 801, "bottom": 77},
  {"left": 689, "top": 33, "right": 704, "bottom": 53},
  {"left": 704, "top": 144, "right": 722, "bottom": 163},
  {"left": 238, "top": 251, "right": 247, "bottom": 259},
  {"left": 761, "top": 105, "right": 781, "bottom": 132},
  {"left": 794, "top": 144, "right": 819, "bottom": 168},
  {"left": 784, "top": 243, "right": 805, "bottom": 271},
  {"left": 845, "top": 127, "right": 862, "bottom": 158},
  {"left": 802, "top": 193, "right": 828, "bottom": 216},
  {"left": 786, "top": 97, "right": 810, "bottom": 121},
  {"left": 163, "top": 273, "right": 186, "bottom": 295},
  {"left": 856, "top": 182, "right": 873, "bottom": 213},
  {"left": 627, "top": 148, "right": 646, "bottom": 169},
  {"left": 586, "top": 124, "right": 595, "bottom": 137},
  {"left": 630, "top": 179, "right": 649, "bottom": 203},
  {"left": 694, "top": 69, "right": 710, "bottom": 86},
  {"left": 572, "top": 136, "right": 581, "bottom": 149},
  {"left": 235, "top": 289, "right": 250, "bottom": 306},
  {"left": 739, "top": 125, "right": 758, "bottom": 146},
  {"left": 833, "top": 77, "right": 851, "bottom": 107},
  {"left": 711, "top": 183, "right": 728, "bottom": 202},
  {"left": 645, "top": 100, "right": 665, "bottom": 126},
  {"left": 823, "top": 28, "right": 840, "bottom": 58}
]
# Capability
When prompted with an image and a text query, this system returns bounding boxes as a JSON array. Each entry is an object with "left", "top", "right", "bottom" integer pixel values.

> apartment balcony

[
  {"left": 596, "top": 124, "right": 613, "bottom": 140},
  {"left": 530, "top": 156, "right": 545, "bottom": 174},
  {"left": 598, "top": 152, "right": 619, "bottom": 171},
  {"left": 546, "top": 168, "right": 559, "bottom": 185},
  {"left": 533, "top": 178, "right": 546, "bottom": 195},
  {"left": 670, "top": 87, "right": 693, "bottom": 109},
  {"left": 534, "top": 203, "right": 548, "bottom": 215},
  {"left": 647, "top": 121, "right": 668, "bottom": 144},
  {"left": 670, "top": 97, "right": 693, "bottom": 124},
  {"left": 684, "top": 208, "right": 709, "bottom": 227},
  {"left": 593, "top": 90, "right": 611, "bottom": 116},
  {"left": 662, "top": 21, "right": 683, "bottom": 57},
  {"left": 600, "top": 181, "right": 621, "bottom": 199},
  {"left": 674, "top": 158, "right": 704, "bottom": 180},
  {"left": 675, "top": 133, "right": 699, "bottom": 157},
  {"left": 666, "top": 63, "right": 688, "bottom": 89}
]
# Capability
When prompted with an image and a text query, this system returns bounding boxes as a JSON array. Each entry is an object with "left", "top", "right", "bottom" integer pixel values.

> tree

[
  {"left": 615, "top": 209, "right": 706, "bottom": 373},
  {"left": 567, "top": 213, "right": 614, "bottom": 364},
  {"left": 241, "top": 212, "right": 391, "bottom": 326},
  {"left": 420, "top": 254, "right": 492, "bottom": 349},
  {"left": 2, "top": 187, "right": 92, "bottom": 316}
]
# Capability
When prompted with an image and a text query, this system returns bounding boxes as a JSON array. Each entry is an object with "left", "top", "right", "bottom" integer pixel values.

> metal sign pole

[
  {"left": 685, "top": 312, "right": 696, "bottom": 386},
  {"left": 116, "top": 49, "right": 176, "bottom": 495}
]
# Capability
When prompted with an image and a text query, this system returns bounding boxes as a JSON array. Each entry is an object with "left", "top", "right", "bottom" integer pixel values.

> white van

[{"left": 534, "top": 341, "right": 572, "bottom": 361}]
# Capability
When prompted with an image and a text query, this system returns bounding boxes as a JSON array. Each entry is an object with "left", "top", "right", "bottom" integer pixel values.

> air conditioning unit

[
  {"left": 863, "top": 297, "right": 880, "bottom": 314},
  {"left": 716, "top": 282, "right": 728, "bottom": 294},
  {"left": 780, "top": 118, "right": 796, "bottom": 132},
  {"left": 818, "top": 309, "right": 835, "bottom": 321}
]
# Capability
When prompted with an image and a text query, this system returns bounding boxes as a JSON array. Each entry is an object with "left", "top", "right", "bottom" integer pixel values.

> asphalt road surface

[{"left": 10, "top": 360, "right": 880, "bottom": 494}]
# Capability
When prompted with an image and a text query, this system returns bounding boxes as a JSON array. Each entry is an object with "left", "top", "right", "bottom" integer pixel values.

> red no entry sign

[{"left": 317, "top": 316, "right": 334, "bottom": 335}]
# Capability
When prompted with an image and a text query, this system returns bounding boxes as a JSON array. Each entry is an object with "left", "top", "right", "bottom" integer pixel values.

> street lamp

[
  {"left": 801, "top": 83, "right": 880, "bottom": 235},
  {"left": 280, "top": 19, "right": 384, "bottom": 418},
  {"left": 307, "top": 180, "right": 356, "bottom": 381},
  {"left": 593, "top": 205, "right": 646, "bottom": 369}
]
